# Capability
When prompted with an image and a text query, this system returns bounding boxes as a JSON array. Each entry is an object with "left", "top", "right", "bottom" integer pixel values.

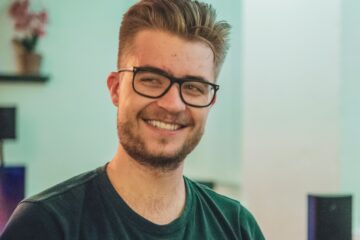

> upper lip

[{"left": 139, "top": 107, "right": 192, "bottom": 128}]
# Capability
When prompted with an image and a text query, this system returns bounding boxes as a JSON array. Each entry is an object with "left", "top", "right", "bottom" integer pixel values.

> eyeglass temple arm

[{"left": 117, "top": 68, "right": 134, "bottom": 72}]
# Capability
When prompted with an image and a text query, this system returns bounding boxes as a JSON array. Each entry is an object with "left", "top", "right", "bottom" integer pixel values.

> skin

[{"left": 106, "top": 29, "right": 215, "bottom": 224}]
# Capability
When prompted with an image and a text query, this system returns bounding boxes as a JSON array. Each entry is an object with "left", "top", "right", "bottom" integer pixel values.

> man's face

[{"left": 109, "top": 30, "right": 215, "bottom": 171}]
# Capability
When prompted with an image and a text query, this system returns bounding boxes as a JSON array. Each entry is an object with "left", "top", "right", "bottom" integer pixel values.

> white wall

[
  {"left": 342, "top": 0, "right": 360, "bottom": 234},
  {"left": 241, "top": 0, "right": 342, "bottom": 239}
]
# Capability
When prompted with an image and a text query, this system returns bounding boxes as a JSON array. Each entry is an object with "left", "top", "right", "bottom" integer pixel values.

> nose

[{"left": 156, "top": 84, "right": 186, "bottom": 113}]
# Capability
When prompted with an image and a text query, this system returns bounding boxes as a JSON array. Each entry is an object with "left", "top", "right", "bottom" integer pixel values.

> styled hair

[{"left": 118, "top": 0, "right": 231, "bottom": 78}]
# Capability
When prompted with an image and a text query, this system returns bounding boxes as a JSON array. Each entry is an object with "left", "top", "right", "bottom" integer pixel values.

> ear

[
  {"left": 210, "top": 95, "right": 217, "bottom": 106},
  {"left": 107, "top": 72, "right": 120, "bottom": 106}
]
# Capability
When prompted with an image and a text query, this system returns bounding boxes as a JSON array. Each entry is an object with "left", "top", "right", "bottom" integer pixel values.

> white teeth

[{"left": 147, "top": 120, "right": 181, "bottom": 131}]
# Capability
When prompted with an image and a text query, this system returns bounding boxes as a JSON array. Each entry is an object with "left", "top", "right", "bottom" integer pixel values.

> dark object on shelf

[
  {"left": 308, "top": 194, "right": 352, "bottom": 240},
  {"left": 0, "top": 107, "right": 16, "bottom": 167},
  {"left": 0, "top": 107, "right": 16, "bottom": 139},
  {"left": 0, "top": 166, "right": 25, "bottom": 233},
  {"left": 0, "top": 73, "right": 49, "bottom": 83}
]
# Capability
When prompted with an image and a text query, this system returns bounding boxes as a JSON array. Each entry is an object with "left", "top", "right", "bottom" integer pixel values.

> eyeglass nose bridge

[{"left": 154, "top": 76, "right": 190, "bottom": 106}]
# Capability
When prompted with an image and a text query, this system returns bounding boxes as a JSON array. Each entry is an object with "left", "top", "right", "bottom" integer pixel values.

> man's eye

[
  {"left": 139, "top": 78, "right": 163, "bottom": 86},
  {"left": 183, "top": 83, "right": 207, "bottom": 95}
]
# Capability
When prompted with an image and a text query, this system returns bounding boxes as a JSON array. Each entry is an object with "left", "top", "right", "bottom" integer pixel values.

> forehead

[{"left": 125, "top": 30, "right": 215, "bottom": 82}]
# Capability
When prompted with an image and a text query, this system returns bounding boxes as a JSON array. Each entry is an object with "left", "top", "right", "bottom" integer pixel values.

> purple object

[{"left": 0, "top": 166, "right": 25, "bottom": 233}]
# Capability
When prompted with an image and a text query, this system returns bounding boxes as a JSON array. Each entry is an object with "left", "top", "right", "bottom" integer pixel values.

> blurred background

[{"left": 0, "top": 0, "right": 359, "bottom": 239}]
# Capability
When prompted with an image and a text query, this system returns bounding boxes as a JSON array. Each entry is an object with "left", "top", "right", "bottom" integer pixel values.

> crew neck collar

[{"left": 97, "top": 164, "right": 194, "bottom": 236}]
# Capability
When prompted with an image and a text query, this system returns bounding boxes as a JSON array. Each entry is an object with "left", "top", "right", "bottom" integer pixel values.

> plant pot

[
  {"left": 12, "top": 40, "right": 42, "bottom": 75},
  {"left": 14, "top": 52, "right": 42, "bottom": 75}
]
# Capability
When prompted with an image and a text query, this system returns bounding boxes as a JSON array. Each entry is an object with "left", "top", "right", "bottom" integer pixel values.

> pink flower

[
  {"left": 8, "top": 0, "right": 28, "bottom": 19},
  {"left": 38, "top": 11, "right": 48, "bottom": 23},
  {"left": 33, "top": 27, "right": 45, "bottom": 37},
  {"left": 8, "top": 0, "right": 48, "bottom": 38},
  {"left": 14, "top": 14, "right": 31, "bottom": 30}
]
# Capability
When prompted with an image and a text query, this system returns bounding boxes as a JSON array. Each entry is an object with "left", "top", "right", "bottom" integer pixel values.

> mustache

[{"left": 138, "top": 106, "right": 193, "bottom": 126}]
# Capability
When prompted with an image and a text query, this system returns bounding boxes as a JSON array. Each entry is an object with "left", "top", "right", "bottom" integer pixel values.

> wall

[
  {"left": 342, "top": 0, "right": 360, "bottom": 234},
  {"left": 0, "top": 0, "right": 134, "bottom": 195},
  {"left": 241, "top": 0, "right": 342, "bottom": 239},
  {"left": 1, "top": 0, "right": 359, "bottom": 239}
]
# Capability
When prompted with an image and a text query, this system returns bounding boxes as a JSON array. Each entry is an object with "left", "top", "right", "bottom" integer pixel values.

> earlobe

[
  {"left": 211, "top": 95, "right": 217, "bottom": 106},
  {"left": 107, "top": 72, "right": 120, "bottom": 106}
]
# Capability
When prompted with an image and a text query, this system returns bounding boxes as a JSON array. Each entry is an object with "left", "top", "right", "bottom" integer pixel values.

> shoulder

[
  {"left": 0, "top": 166, "right": 105, "bottom": 239},
  {"left": 185, "top": 176, "right": 241, "bottom": 212},
  {"left": 0, "top": 201, "right": 63, "bottom": 240},
  {"left": 185, "top": 177, "right": 265, "bottom": 239},
  {"left": 21, "top": 166, "right": 105, "bottom": 221},
  {"left": 25, "top": 167, "right": 101, "bottom": 204}
]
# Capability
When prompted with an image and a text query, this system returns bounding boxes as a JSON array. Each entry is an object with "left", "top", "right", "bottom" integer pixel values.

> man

[{"left": 1, "top": 0, "right": 265, "bottom": 239}]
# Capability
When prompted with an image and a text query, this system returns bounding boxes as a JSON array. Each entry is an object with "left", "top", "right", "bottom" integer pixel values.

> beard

[{"left": 116, "top": 106, "right": 204, "bottom": 172}]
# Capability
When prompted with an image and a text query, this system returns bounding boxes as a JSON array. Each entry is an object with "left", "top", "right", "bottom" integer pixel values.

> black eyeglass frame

[{"left": 117, "top": 66, "right": 219, "bottom": 108}]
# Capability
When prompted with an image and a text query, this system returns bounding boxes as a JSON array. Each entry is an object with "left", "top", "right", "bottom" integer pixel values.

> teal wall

[
  {"left": 342, "top": 0, "right": 360, "bottom": 232},
  {"left": 0, "top": 0, "right": 133, "bottom": 195}
]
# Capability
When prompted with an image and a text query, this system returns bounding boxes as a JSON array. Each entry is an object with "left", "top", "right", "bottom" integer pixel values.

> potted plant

[{"left": 8, "top": 0, "right": 48, "bottom": 74}]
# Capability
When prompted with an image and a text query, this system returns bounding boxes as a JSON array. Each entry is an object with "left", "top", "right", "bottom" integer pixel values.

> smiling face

[{"left": 108, "top": 30, "right": 215, "bottom": 171}]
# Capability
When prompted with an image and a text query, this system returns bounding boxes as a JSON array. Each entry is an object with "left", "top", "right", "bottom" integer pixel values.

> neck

[{"left": 107, "top": 144, "right": 186, "bottom": 225}]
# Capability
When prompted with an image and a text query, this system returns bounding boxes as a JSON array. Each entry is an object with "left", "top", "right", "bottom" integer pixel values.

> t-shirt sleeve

[
  {"left": 239, "top": 206, "right": 266, "bottom": 240},
  {"left": 0, "top": 201, "right": 63, "bottom": 240}
]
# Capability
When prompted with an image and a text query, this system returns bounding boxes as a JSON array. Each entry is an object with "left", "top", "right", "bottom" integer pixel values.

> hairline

[{"left": 118, "top": 28, "right": 220, "bottom": 81}]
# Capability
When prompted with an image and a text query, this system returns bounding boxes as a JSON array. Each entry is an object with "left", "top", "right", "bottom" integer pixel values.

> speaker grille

[{"left": 308, "top": 194, "right": 352, "bottom": 240}]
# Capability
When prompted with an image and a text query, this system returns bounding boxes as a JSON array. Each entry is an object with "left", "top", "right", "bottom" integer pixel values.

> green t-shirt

[{"left": 1, "top": 165, "right": 265, "bottom": 240}]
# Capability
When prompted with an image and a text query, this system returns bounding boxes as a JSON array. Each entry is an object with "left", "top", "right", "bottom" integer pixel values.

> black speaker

[
  {"left": 0, "top": 107, "right": 16, "bottom": 140},
  {"left": 308, "top": 194, "right": 352, "bottom": 240}
]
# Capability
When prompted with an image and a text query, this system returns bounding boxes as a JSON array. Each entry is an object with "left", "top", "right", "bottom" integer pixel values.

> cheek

[
  {"left": 193, "top": 110, "right": 210, "bottom": 127},
  {"left": 117, "top": 83, "right": 135, "bottom": 109},
  {"left": 117, "top": 87, "right": 135, "bottom": 122},
  {"left": 117, "top": 89, "right": 153, "bottom": 120}
]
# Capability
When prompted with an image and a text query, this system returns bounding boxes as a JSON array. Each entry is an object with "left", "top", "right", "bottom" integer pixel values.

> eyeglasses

[{"left": 117, "top": 66, "right": 219, "bottom": 108}]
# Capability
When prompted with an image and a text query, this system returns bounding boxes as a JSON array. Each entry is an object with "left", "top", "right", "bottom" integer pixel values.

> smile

[{"left": 146, "top": 120, "right": 182, "bottom": 131}]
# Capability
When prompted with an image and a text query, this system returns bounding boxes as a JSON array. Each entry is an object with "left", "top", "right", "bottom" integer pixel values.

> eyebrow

[{"left": 140, "top": 65, "right": 210, "bottom": 83}]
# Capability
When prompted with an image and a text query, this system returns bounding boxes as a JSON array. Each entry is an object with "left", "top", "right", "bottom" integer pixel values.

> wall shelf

[{"left": 0, "top": 74, "right": 49, "bottom": 83}]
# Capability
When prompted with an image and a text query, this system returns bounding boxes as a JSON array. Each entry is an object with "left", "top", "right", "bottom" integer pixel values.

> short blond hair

[{"left": 118, "top": 0, "right": 231, "bottom": 78}]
